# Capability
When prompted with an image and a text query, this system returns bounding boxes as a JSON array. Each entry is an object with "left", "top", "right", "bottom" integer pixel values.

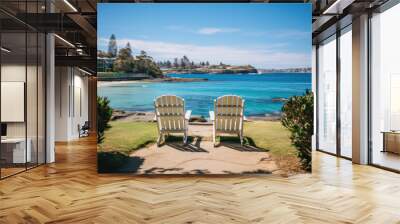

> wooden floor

[
  {"left": 372, "top": 150, "right": 400, "bottom": 171},
  {"left": 1, "top": 136, "right": 400, "bottom": 223}
]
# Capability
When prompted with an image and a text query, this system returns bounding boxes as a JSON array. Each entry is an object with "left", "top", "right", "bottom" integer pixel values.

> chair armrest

[
  {"left": 153, "top": 115, "right": 157, "bottom": 121},
  {"left": 185, "top": 110, "right": 192, "bottom": 120},
  {"left": 209, "top": 111, "right": 215, "bottom": 121}
]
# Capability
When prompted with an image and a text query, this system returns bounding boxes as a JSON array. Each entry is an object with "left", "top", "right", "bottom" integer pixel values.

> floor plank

[{"left": 0, "top": 136, "right": 399, "bottom": 223}]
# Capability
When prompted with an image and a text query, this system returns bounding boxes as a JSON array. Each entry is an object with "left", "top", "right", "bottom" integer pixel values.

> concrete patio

[{"left": 130, "top": 124, "right": 280, "bottom": 175}]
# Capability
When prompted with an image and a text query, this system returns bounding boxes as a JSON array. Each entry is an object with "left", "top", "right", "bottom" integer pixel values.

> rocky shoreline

[
  {"left": 98, "top": 77, "right": 207, "bottom": 86},
  {"left": 162, "top": 65, "right": 258, "bottom": 75},
  {"left": 111, "top": 110, "right": 281, "bottom": 122},
  {"left": 160, "top": 77, "right": 208, "bottom": 82}
]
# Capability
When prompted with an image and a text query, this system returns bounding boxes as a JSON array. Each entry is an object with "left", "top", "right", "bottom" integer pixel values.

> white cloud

[
  {"left": 99, "top": 38, "right": 310, "bottom": 69},
  {"left": 197, "top": 27, "right": 240, "bottom": 35},
  {"left": 165, "top": 26, "right": 240, "bottom": 35},
  {"left": 165, "top": 25, "right": 309, "bottom": 40}
]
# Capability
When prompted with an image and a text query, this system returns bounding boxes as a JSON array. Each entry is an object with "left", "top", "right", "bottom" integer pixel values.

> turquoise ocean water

[{"left": 98, "top": 73, "right": 311, "bottom": 117}]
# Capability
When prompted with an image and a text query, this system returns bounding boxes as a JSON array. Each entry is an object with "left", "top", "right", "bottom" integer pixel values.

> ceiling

[
  {"left": 1, "top": 0, "right": 395, "bottom": 73},
  {"left": 311, "top": 0, "right": 391, "bottom": 43},
  {"left": 0, "top": 0, "right": 97, "bottom": 73}
]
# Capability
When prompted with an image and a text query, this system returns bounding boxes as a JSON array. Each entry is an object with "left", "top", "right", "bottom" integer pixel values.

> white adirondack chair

[
  {"left": 154, "top": 95, "right": 191, "bottom": 146},
  {"left": 209, "top": 95, "right": 245, "bottom": 146}
]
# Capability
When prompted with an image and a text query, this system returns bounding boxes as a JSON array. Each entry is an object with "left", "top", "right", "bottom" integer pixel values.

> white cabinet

[{"left": 1, "top": 138, "right": 32, "bottom": 163}]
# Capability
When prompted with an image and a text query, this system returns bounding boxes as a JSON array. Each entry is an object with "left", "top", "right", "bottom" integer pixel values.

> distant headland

[
  {"left": 97, "top": 35, "right": 311, "bottom": 81},
  {"left": 161, "top": 64, "right": 258, "bottom": 75},
  {"left": 257, "top": 67, "right": 311, "bottom": 73}
]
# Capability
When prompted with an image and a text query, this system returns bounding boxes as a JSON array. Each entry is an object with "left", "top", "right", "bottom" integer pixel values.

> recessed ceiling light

[
  {"left": 322, "top": 0, "right": 355, "bottom": 15},
  {"left": 1, "top": 47, "right": 11, "bottom": 53},
  {"left": 54, "top": 34, "right": 75, "bottom": 48},
  {"left": 78, "top": 67, "right": 92, "bottom": 76},
  {"left": 63, "top": 0, "right": 78, "bottom": 12}
]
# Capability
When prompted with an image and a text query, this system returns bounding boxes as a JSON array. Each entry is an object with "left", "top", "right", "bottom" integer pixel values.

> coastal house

[{"left": 97, "top": 57, "right": 116, "bottom": 72}]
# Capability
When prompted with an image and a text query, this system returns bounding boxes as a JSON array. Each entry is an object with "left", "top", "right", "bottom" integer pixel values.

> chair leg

[
  {"left": 157, "top": 134, "right": 162, "bottom": 147},
  {"left": 183, "top": 131, "right": 188, "bottom": 145},
  {"left": 239, "top": 133, "right": 244, "bottom": 146},
  {"left": 213, "top": 128, "right": 216, "bottom": 147}
]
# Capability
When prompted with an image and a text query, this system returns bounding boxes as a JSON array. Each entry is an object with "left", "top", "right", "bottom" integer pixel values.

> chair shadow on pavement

[
  {"left": 217, "top": 136, "right": 269, "bottom": 152},
  {"left": 164, "top": 136, "right": 209, "bottom": 153}
]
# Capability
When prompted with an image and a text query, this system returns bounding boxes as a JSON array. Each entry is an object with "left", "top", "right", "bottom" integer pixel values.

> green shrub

[
  {"left": 97, "top": 96, "right": 113, "bottom": 143},
  {"left": 97, "top": 151, "right": 145, "bottom": 173},
  {"left": 281, "top": 90, "right": 313, "bottom": 171},
  {"left": 97, "top": 151, "right": 128, "bottom": 172}
]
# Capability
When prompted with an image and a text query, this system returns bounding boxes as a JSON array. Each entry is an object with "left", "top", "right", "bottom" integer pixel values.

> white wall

[
  {"left": 1, "top": 82, "right": 25, "bottom": 122},
  {"left": 72, "top": 73, "right": 89, "bottom": 138},
  {"left": 1, "top": 65, "right": 42, "bottom": 137},
  {"left": 1, "top": 63, "right": 46, "bottom": 164},
  {"left": 1, "top": 64, "right": 26, "bottom": 138},
  {"left": 55, "top": 66, "right": 70, "bottom": 141},
  {"left": 55, "top": 67, "right": 89, "bottom": 141}
]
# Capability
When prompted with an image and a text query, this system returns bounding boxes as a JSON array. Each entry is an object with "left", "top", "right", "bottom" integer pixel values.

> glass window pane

[
  {"left": 27, "top": 31, "right": 38, "bottom": 169},
  {"left": 371, "top": 3, "right": 400, "bottom": 171},
  {"left": 340, "top": 27, "right": 352, "bottom": 158},
  {"left": 38, "top": 33, "right": 45, "bottom": 165},
  {"left": 318, "top": 35, "right": 337, "bottom": 154},
  {"left": 1, "top": 31, "right": 27, "bottom": 177},
  {"left": 0, "top": 1, "right": 46, "bottom": 179}
]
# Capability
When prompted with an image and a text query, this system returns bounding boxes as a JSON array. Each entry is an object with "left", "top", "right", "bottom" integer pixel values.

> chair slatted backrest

[
  {"left": 214, "top": 95, "right": 244, "bottom": 132},
  {"left": 154, "top": 95, "right": 185, "bottom": 131}
]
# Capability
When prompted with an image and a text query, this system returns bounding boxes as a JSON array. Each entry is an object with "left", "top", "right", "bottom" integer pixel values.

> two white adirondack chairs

[
  {"left": 154, "top": 95, "right": 191, "bottom": 146},
  {"left": 209, "top": 95, "right": 245, "bottom": 146},
  {"left": 154, "top": 95, "right": 244, "bottom": 147}
]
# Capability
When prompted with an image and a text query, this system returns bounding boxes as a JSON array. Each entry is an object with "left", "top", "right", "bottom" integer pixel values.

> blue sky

[{"left": 98, "top": 3, "right": 311, "bottom": 69}]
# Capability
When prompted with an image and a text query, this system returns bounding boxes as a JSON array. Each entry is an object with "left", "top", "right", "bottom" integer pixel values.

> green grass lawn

[
  {"left": 99, "top": 121, "right": 158, "bottom": 154},
  {"left": 244, "top": 121, "right": 297, "bottom": 157},
  {"left": 99, "top": 120, "right": 296, "bottom": 158}
]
